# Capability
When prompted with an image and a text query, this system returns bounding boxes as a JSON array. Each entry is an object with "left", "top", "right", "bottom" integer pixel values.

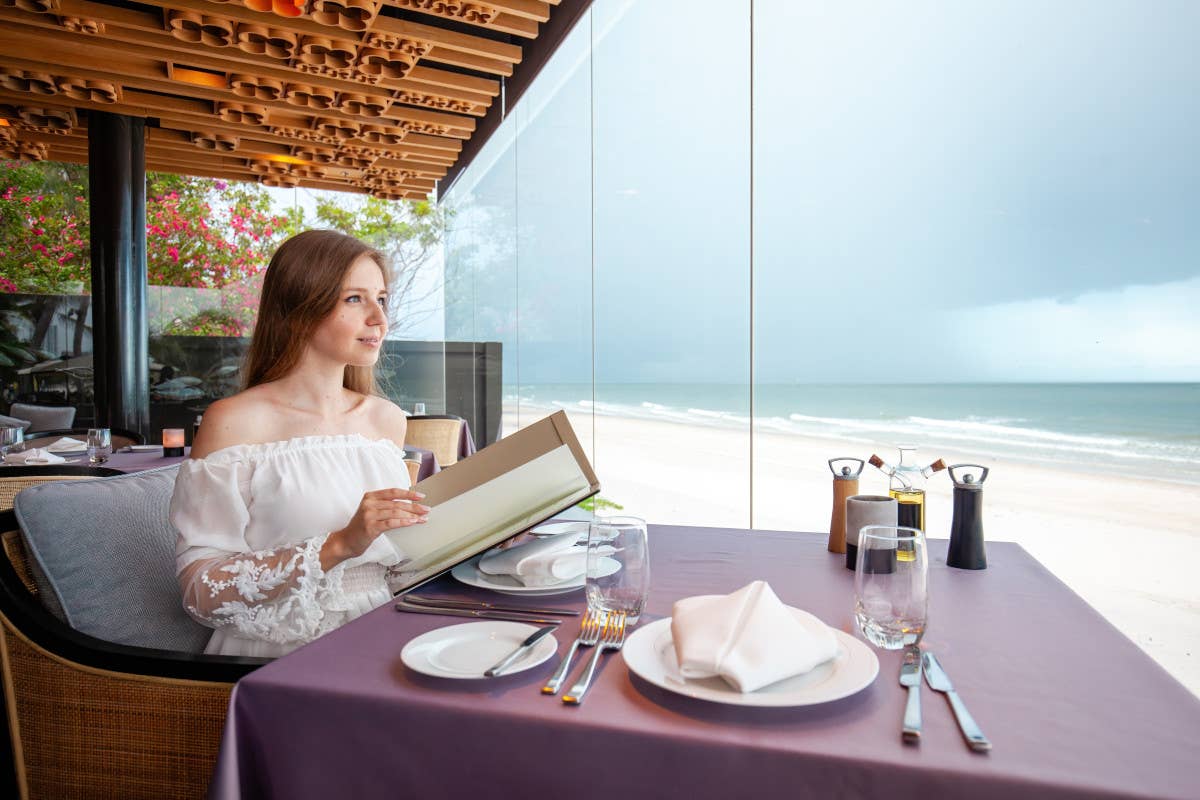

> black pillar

[{"left": 88, "top": 112, "right": 149, "bottom": 436}]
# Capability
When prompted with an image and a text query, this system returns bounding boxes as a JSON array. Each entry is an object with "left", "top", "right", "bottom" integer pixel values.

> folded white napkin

[
  {"left": 478, "top": 533, "right": 586, "bottom": 587},
  {"left": 671, "top": 581, "right": 839, "bottom": 693},
  {"left": 4, "top": 447, "right": 66, "bottom": 465},
  {"left": 46, "top": 437, "right": 87, "bottom": 453}
]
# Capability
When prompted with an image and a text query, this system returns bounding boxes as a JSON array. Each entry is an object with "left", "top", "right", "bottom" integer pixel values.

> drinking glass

[
  {"left": 0, "top": 426, "right": 23, "bottom": 463},
  {"left": 413, "top": 402, "right": 426, "bottom": 415},
  {"left": 854, "top": 525, "right": 928, "bottom": 650},
  {"left": 86, "top": 428, "right": 112, "bottom": 465},
  {"left": 585, "top": 516, "right": 650, "bottom": 624}
]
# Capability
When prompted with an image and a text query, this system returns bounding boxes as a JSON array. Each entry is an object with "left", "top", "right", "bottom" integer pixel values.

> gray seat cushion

[
  {"left": 13, "top": 465, "right": 211, "bottom": 653},
  {"left": 10, "top": 402, "right": 76, "bottom": 431}
]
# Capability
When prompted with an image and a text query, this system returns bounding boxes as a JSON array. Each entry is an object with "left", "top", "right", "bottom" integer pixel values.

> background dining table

[
  {"left": 57, "top": 444, "right": 442, "bottom": 481},
  {"left": 209, "top": 526, "right": 1200, "bottom": 800}
]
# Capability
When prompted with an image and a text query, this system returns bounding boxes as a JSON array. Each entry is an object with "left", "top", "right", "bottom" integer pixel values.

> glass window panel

[
  {"left": 592, "top": 0, "right": 751, "bottom": 526},
  {"left": 753, "top": 0, "right": 1200, "bottom": 689},
  {"left": 443, "top": 117, "right": 518, "bottom": 443},
  {"left": 514, "top": 17, "right": 594, "bottom": 459}
]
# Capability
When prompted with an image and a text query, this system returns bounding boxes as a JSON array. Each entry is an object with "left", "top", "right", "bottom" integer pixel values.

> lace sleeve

[{"left": 177, "top": 533, "right": 354, "bottom": 646}]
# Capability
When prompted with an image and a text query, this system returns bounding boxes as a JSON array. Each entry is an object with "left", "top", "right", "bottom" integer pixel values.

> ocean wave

[
  {"left": 516, "top": 395, "right": 1199, "bottom": 476},
  {"left": 905, "top": 416, "right": 1129, "bottom": 448}
]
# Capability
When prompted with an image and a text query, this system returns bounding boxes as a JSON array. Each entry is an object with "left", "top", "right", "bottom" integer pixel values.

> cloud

[{"left": 943, "top": 275, "right": 1200, "bottom": 381}]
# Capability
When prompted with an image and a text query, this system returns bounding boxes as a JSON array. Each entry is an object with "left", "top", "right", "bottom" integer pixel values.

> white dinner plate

[
  {"left": 401, "top": 621, "right": 558, "bottom": 679},
  {"left": 529, "top": 521, "right": 590, "bottom": 540},
  {"left": 451, "top": 553, "right": 621, "bottom": 596},
  {"left": 127, "top": 444, "right": 163, "bottom": 453},
  {"left": 622, "top": 611, "right": 879, "bottom": 707}
]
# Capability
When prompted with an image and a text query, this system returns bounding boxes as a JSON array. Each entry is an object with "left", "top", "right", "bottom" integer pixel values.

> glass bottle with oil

[{"left": 868, "top": 447, "right": 946, "bottom": 561}]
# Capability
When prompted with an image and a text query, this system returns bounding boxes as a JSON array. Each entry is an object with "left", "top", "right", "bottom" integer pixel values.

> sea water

[{"left": 505, "top": 382, "right": 1200, "bottom": 485}]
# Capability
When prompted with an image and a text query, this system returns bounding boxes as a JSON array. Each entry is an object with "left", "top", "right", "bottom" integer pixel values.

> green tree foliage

[{"left": 0, "top": 161, "right": 444, "bottom": 337}]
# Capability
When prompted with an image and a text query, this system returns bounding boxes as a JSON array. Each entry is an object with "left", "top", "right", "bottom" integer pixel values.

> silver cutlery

[
  {"left": 403, "top": 595, "right": 581, "bottom": 617},
  {"left": 922, "top": 652, "right": 991, "bottom": 752},
  {"left": 562, "top": 611, "right": 627, "bottom": 705},
  {"left": 541, "top": 609, "right": 604, "bottom": 695},
  {"left": 899, "top": 645, "right": 922, "bottom": 742},
  {"left": 484, "top": 625, "right": 557, "bottom": 677},
  {"left": 394, "top": 598, "right": 563, "bottom": 626}
]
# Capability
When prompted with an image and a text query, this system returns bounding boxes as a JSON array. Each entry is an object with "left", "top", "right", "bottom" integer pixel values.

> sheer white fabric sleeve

[{"left": 169, "top": 459, "right": 353, "bottom": 646}]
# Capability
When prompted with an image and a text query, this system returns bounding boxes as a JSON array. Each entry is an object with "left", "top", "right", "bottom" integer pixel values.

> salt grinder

[
  {"left": 827, "top": 458, "right": 864, "bottom": 555},
  {"left": 947, "top": 463, "right": 989, "bottom": 570}
]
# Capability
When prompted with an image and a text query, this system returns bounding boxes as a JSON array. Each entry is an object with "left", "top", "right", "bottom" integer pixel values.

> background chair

[
  {"left": 0, "top": 415, "right": 31, "bottom": 432},
  {"left": 21, "top": 427, "right": 144, "bottom": 451},
  {"left": 0, "top": 466, "right": 123, "bottom": 513},
  {"left": 404, "top": 458, "right": 422, "bottom": 485},
  {"left": 405, "top": 415, "right": 468, "bottom": 467},
  {"left": 8, "top": 405, "right": 75, "bottom": 432}
]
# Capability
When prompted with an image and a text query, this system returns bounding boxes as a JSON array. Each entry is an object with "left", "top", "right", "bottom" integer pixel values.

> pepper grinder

[
  {"left": 947, "top": 463, "right": 989, "bottom": 570},
  {"left": 827, "top": 458, "right": 864, "bottom": 555}
]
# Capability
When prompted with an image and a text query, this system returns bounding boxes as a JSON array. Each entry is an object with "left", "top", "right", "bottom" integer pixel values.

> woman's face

[{"left": 307, "top": 254, "right": 389, "bottom": 368}]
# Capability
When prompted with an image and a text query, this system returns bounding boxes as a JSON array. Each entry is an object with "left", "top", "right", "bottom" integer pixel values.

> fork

[
  {"left": 562, "top": 611, "right": 627, "bottom": 705},
  {"left": 541, "top": 609, "right": 604, "bottom": 695}
]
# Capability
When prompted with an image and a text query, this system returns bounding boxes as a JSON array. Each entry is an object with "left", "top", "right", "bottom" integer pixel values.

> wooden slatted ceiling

[{"left": 0, "top": 0, "right": 561, "bottom": 199}]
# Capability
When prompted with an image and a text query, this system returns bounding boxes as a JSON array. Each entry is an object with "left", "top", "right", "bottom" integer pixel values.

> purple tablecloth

[
  {"left": 458, "top": 420, "right": 477, "bottom": 460},
  {"left": 210, "top": 528, "right": 1200, "bottom": 800},
  {"left": 105, "top": 448, "right": 189, "bottom": 472},
  {"left": 106, "top": 446, "right": 439, "bottom": 481}
]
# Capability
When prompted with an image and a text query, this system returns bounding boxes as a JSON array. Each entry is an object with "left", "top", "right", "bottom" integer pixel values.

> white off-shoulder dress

[{"left": 169, "top": 435, "right": 412, "bottom": 658}]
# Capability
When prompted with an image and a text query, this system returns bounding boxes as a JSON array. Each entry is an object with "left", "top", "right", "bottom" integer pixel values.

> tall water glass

[
  {"left": 854, "top": 525, "right": 928, "bottom": 650},
  {"left": 585, "top": 516, "right": 650, "bottom": 624},
  {"left": 87, "top": 428, "right": 112, "bottom": 465}
]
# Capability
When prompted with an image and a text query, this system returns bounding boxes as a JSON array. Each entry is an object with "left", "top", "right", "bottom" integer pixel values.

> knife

[
  {"left": 402, "top": 595, "right": 581, "bottom": 617},
  {"left": 922, "top": 652, "right": 992, "bottom": 752},
  {"left": 395, "top": 600, "right": 564, "bottom": 627},
  {"left": 899, "top": 646, "right": 922, "bottom": 742},
  {"left": 484, "top": 625, "right": 557, "bottom": 677}
]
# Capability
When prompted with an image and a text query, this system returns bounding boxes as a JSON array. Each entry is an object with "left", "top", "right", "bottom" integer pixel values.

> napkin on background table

[
  {"left": 3, "top": 448, "right": 66, "bottom": 465},
  {"left": 671, "top": 580, "right": 839, "bottom": 693},
  {"left": 478, "top": 532, "right": 586, "bottom": 587},
  {"left": 46, "top": 437, "right": 87, "bottom": 453}
]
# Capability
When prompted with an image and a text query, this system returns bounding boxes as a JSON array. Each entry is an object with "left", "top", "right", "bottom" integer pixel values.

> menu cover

[{"left": 386, "top": 410, "right": 599, "bottom": 594}]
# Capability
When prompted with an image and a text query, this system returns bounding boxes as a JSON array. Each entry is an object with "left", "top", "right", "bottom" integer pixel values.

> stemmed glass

[
  {"left": 854, "top": 525, "right": 928, "bottom": 650},
  {"left": 86, "top": 428, "right": 112, "bottom": 465},
  {"left": 585, "top": 515, "right": 650, "bottom": 624}
]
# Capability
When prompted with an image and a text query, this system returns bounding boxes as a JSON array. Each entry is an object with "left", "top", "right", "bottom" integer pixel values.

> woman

[{"left": 169, "top": 230, "right": 429, "bottom": 658}]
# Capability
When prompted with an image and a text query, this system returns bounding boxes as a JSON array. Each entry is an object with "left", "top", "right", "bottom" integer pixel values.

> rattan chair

[
  {"left": 405, "top": 415, "right": 467, "bottom": 467},
  {"left": 0, "top": 509, "right": 265, "bottom": 799},
  {"left": 0, "top": 466, "right": 124, "bottom": 513},
  {"left": 21, "top": 427, "right": 144, "bottom": 451}
]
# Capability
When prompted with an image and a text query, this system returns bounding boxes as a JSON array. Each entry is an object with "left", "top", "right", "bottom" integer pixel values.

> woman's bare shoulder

[
  {"left": 190, "top": 390, "right": 280, "bottom": 459},
  {"left": 361, "top": 394, "right": 408, "bottom": 449}
]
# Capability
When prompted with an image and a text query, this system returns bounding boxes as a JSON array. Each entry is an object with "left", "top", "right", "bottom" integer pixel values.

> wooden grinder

[{"left": 827, "top": 458, "right": 864, "bottom": 554}]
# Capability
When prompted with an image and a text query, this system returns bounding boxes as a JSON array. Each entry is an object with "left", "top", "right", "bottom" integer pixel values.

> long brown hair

[{"left": 242, "top": 229, "right": 392, "bottom": 395}]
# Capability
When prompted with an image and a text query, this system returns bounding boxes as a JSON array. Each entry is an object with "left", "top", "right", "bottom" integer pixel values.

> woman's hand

[{"left": 321, "top": 488, "right": 429, "bottom": 570}]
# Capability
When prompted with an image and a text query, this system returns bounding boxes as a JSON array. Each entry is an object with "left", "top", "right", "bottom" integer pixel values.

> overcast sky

[{"left": 447, "top": 0, "right": 1200, "bottom": 383}]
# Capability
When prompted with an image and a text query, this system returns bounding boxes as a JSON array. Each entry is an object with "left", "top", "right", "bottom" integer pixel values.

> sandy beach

[{"left": 506, "top": 406, "right": 1200, "bottom": 697}]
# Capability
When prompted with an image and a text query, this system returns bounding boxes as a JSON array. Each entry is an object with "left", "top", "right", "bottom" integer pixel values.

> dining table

[
  {"left": 208, "top": 525, "right": 1200, "bottom": 800},
  {"left": 3, "top": 444, "right": 443, "bottom": 481}
]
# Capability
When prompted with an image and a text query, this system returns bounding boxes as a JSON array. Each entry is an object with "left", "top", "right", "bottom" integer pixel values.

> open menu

[{"left": 386, "top": 410, "right": 599, "bottom": 594}]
